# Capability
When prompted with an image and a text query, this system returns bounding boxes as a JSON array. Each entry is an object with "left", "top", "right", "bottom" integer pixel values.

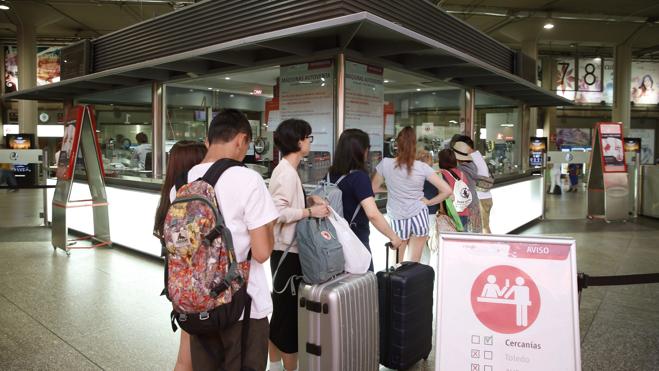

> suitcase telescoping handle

[{"left": 384, "top": 242, "right": 399, "bottom": 272}]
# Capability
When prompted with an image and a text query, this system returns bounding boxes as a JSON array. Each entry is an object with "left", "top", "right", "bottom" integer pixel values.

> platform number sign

[{"left": 553, "top": 58, "right": 603, "bottom": 93}]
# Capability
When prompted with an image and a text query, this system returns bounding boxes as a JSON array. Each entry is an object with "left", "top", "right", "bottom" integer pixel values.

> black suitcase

[{"left": 377, "top": 244, "right": 434, "bottom": 370}]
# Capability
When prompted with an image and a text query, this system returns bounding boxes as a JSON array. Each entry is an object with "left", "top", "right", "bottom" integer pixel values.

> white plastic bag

[{"left": 327, "top": 207, "right": 371, "bottom": 274}]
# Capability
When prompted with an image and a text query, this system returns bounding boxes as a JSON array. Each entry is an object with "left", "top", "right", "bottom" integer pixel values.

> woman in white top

[
  {"left": 372, "top": 126, "right": 452, "bottom": 263},
  {"left": 268, "top": 119, "right": 329, "bottom": 371}
]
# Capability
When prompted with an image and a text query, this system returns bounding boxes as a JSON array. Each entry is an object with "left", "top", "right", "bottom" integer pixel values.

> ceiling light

[
  {"left": 224, "top": 77, "right": 231, "bottom": 80},
  {"left": 384, "top": 80, "right": 390, "bottom": 83},
  {"left": 594, "top": 57, "right": 601, "bottom": 62},
  {"left": 0, "top": 3, "right": 9, "bottom": 11},
  {"left": 416, "top": 88, "right": 421, "bottom": 91},
  {"left": 543, "top": 22, "right": 554, "bottom": 30},
  {"left": 207, "top": 87, "right": 213, "bottom": 90}
]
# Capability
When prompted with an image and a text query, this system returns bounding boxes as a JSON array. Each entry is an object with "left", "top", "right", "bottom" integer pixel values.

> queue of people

[{"left": 153, "top": 108, "right": 494, "bottom": 371}]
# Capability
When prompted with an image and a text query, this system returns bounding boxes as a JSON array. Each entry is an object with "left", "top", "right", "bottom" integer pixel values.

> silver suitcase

[{"left": 298, "top": 273, "right": 379, "bottom": 371}]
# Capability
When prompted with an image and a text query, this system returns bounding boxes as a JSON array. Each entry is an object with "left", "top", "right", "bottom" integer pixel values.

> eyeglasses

[{"left": 306, "top": 135, "right": 314, "bottom": 143}]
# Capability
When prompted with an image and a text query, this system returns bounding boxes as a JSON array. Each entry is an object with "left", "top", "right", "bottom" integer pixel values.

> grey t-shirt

[{"left": 376, "top": 157, "right": 435, "bottom": 220}]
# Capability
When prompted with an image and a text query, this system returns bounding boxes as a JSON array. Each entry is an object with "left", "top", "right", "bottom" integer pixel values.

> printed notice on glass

[
  {"left": 435, "top": 233, "right": 580, "bottom": 371},
  {"left": 344, "top": 61, "right": 384, "bottom": 153},
  {"left": 598, "top": 122, "right": 626, "bottom": 173},
  {"left": 280, "top": 60, "right": 334, "bottom": 152}
]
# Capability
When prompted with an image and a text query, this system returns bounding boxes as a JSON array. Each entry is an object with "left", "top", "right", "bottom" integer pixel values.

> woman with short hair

[
  {"left": 372, "top": 126, "right": 452, "bottom": 263},
  {"left": 268, "top": 118, "right": 329, "bottom": 371}
]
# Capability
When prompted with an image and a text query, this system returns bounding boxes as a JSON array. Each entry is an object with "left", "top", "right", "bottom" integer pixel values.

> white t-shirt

[
  {"left": 375, "top": 158, "right": 435, "bottom": 220},
  {"left": 134, "top": 143, "right": 152, "bottom": 169},
  {"left": 470, "top": 150, "right": 492, "bottom": 200},
  {"left": 169, "top": 163, "right": 279, "bottom": 319}
]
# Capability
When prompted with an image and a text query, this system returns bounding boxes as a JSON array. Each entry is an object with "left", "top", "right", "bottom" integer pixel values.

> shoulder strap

[
  {"left": 335, "top": 174, "right": 347, "bottom": 185},
  {"left": 349, "top": 204, "right": 362, "bottom": 226},
  {"left": 201, "top": 158, "right": 246, "bottom": 186},
  {"left": 448, "top": 169, "right": 460, "bottom": 181}
]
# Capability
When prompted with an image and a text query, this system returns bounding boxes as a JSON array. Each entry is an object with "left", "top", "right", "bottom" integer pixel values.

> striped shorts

[{"left": 390, "top": 208, "right": 430, "bottom": 240}]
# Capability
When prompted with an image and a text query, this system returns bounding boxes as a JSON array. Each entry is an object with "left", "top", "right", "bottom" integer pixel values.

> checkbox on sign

[
  {"left": 484, "top": 366, "right": 493, "bottom": 371},
  {"left": 471, "top": 335, "right": 480, "bottom": 344},
  {"left": 484, "top": 351, "right": 493, "bottom": 360},
  {"left": 484, "top": 336, "right": 494, "bottom": 345},
  {"left": 471, "top": 349, "right": 480, "bottom": 359},
  {"left": 471, "top": 364, "right": 480, "bottom": 371}
]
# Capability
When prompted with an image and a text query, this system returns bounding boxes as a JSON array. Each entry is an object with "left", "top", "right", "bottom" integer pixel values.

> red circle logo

[{"left": 470, "top": 265, "right": 541, "bottom": 334}]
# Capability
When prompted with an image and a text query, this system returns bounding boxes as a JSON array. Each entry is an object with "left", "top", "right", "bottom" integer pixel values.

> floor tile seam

[
  {"left": 0, "top": 292, "right": 105, "bottom": 370},
  {"left": 580, "top": 288, "right": 608, "bottom": 344}
]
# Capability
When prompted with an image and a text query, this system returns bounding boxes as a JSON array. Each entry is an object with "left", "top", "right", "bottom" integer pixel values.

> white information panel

[
  {"left": 435, "top": 233, "right": 580, "bottom": 371},
  {"left": 344, "top": 60, "right": 384, "bottom": 152},
  {"left": 280, "top": 60, "right": 334, "bottom": 152}
]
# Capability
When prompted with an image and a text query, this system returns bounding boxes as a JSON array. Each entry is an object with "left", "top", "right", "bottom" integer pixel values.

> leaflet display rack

[
  {"left": 52, "top": 105, "right": 111, "bottom": 254},
  {"left": 587, "top": 122, "right": 629, "bottom": 222}
]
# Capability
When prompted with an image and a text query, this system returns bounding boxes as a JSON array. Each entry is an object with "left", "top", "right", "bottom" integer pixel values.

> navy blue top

[
  {"left": 329, "top": 170, "right": 374, "bottom": 248},
  {"left": 423, "top": 180, "right": 439, "bottom": 215}
]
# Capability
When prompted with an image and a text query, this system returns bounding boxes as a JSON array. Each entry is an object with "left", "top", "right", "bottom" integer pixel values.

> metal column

[
  {"left": 336, "top": 53, "right": 346, "bottom": 142},
  {"left": 152, "top": 81, "right": 164, "bottom": 178}
]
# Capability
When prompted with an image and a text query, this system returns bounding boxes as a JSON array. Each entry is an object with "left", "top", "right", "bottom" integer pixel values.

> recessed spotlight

[
  {"left": 543, "top": 22, "right": 554, "bottom": 30},
  {"left": 384, "top": 80, "right": 390, "bottom": 83},
  {"left": 224, "top": 77, "right": 231, "bottom": 80},
  {"left": 207, "top": 87, "right": 213, "bottom": 90},
  {"left": 230, "top": 94, "right": 235, "bottom": 98},
  {"left": 594, "top": 57, "right": 602, "bottom": 62},
  {"left": 416, "top": 88, "right": 421, "bottom": 91},
  {"left": 0, "top": 3, "right": 9, "bottom": 11}
]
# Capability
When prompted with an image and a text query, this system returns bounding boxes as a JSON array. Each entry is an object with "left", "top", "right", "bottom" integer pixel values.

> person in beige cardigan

[{"left": 267, "top": 119, "right": 328, "bottom": 371}]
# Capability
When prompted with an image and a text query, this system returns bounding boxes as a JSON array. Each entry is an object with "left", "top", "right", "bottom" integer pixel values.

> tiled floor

[{"left": 1, "top": 189, "right": 658, "bottom": 370}]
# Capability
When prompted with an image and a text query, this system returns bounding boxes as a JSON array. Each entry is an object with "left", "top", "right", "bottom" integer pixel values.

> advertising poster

[
  {"left": 344, "top": 60, "right": 384, "bottom": 153},
  {"left": 628, "top": 129, "right": 655, "bottom": 165},
  {"left": 528, "top": 137, "right": 547, "bottom": 168},
  {"left": 623, "top": 138, "right": 641, "bottom": 153},
  {"left": 435, "top": 234, "right": 580, "bottom": 371},
  {"left": 56, "top": 107, "right": 83, "bottom": 180},
  {"left": 631, "top": 62, "right": 659, "bottom": 105},
  {"left": 280, "top": 60, "right": 334, "bottom": 153},
  {"left": 4, "top": 46, "right": 61, "bottom": 92},
  {"left": 556, "top": 128, "right": 591, "bottom": 149},
  {"left": 4, "top": 46, "right": 17, "bottom": 93},
  {"left": 37, "top": 47, "right": 61, "bottom": 86},
  {"left": 384, "top": 102, "right": 395, "bottom": 136},
  {"left": 598, "top": 123, "right": 626, "bottom": 173},
  {"left": 5, "top": 133, "right": 37, "bottom": 186}
]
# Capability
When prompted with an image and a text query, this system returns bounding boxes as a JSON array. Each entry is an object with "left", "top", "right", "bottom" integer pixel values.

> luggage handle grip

[{"left": 385, "top": 242, "right": 399, "bottom": 271}]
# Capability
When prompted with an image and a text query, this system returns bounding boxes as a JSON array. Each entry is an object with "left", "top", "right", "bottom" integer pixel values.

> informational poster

[
  {"left": 265, "top": 98, "right": 280, "bottom": 132},
  {"left": 598, "top": 123, "right": 626, "bottom": 173},
  {"left": 344, "top": 61, "right": 384, "bottom": 153},
  {"left": 435, "top": 233, "right": 580, "bottom": 371},
  {"left": 280, "top": 60, "right": 334, "bottom": 152},
  {"left": 528, "top": 137, "right": 547, "bottom": 168},
  {"left": 631, "top": 62, "right": 659, "bottom": 105},
  {"left": 628, "top": 129, "right": 655, "bottom": 164},
  {"left": 384, "top": 102, "right": 395, "bottom": 136},
  {"left": 56, "top": 107, "right": 85, "bottom": 180}
]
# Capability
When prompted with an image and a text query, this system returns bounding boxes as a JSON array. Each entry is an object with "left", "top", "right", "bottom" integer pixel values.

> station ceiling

[{"left": 436, "top": 0, "right": 659, "bottom": 58}]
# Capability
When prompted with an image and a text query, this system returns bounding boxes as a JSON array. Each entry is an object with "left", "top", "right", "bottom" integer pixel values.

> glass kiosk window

[{"left": 474, "top": 90, "right": 522, "bottom": 177}]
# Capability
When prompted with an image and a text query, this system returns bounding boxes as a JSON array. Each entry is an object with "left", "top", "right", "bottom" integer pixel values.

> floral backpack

[{"left": 164, "top": 159, "right": 251, "bottom": 334}]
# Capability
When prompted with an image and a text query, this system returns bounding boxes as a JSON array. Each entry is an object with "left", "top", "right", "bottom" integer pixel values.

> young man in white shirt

[{"left": 177, "top": 109, "right": 279, "bottom": 371}]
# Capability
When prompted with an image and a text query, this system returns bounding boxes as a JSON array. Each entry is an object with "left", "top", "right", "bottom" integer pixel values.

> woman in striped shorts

[{"left": 372, "top": 127, "right": 452, "bottom": 262}]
